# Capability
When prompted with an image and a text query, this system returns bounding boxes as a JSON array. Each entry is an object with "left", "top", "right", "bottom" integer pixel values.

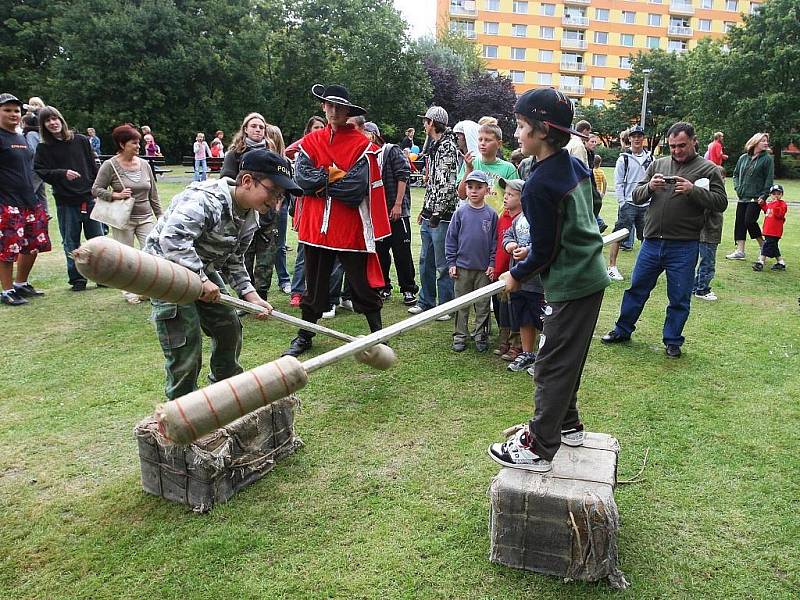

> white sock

[{"left": 13, "top": 281, "right": 29, "bottom": 288}]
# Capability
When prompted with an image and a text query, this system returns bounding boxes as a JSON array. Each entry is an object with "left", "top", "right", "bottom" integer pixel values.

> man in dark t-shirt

[{"left": 0, "top": 93, "right": 51, "bottom": 306}]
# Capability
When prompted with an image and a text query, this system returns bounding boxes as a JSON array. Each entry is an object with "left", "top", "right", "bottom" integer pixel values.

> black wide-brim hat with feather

[{"left": 311, "top": 83, "right": 367, "bottom": 117}]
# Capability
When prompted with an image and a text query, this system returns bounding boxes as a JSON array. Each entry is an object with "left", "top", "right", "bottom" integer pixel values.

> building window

[
  {"left": 725, "top": 0, "right": 737, "bottom": 10},
  {"left": 724, "top": 21, "right": 736, "bottom": 32},
  {"left": 668, "top": 39, "right": 687, "bottom": 53},
  {"left": 594, "top": 31, "right": 609, "bottom": 44},
  {"left": 750, "top": 3, "right": 763, "bottom": 14},
  {"left": 701, "top": 0, "right": 713, "bottom": 8},
  {"left": 561, "top": 75, "right": 581, "bottom": 87},
  {"left": 619, "top": 56, "right": 632, "bottom": 68},
  {"left": 513, "top": 1, "right": 529, "bottom": 14},
  {"left": 648, "top": 14, "right": 662, "bottom": 26},
  {"left": 483, "top": 45, "right": 498, "bottom": 58},
  {"left": 592, "top": 99, "right": 605, "bottom": 107},
  {"left": 621, "top": 33, "right": 635, "bottom": 47},
  {"left": 622, "top": 11, "right": 636, "bottom": 24},
  {"left": 486, "top": 69, "right": 499, "bottom": 77},
  {"left": 591, "top": 76, "right": 606, "bottom": 89},
  {"left": 595, "top": 8, "right": 609, "bottom": 21},
  {"left": 510, "top": 70, "right": 526, "bottom": 83},
  {"left": 540, "top": 3, "right": 555, "bottom": 16},
  {"left": 647, "top": 36, "right": 660, "bottom": 49},
  {"left": 650, "top": 0, "right": 663, "bottom": 3},
  {"left": 540, "top": 26, "right": 555, "bottom": 39},
  {"left": 451, "top": 20, "right": 476, "bottom": 37},
  {"left": 539, "top": 49, "right": 554, "bottom": 62},
  {"left": 698, "top": 18, "right": 711, "bottom": 31},
  {"left": 486, "top": 0, "right": 500, "bottom": 10},
  {"left": 511, "top": 47, "right": 526, "bottom": 60},
  {"left": 592, "top": 54, "right": 607, "bottom": 66},
  {"left": 538, "top": 72, "right": 552, "bottom": 85},
  {"left": 512, "top": 24, "right": 528, "bottom": 37},
  {"left": 618, "top": 78, "right": 631, "bottom": 90},
  {"left": 484, "top": 21, "right": 499, "bottom": 34}
]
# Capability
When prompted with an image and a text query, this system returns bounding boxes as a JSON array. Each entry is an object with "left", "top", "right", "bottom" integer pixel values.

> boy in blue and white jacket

[{"left": 445, "top": 170, "right": 498, "bottom": 353}]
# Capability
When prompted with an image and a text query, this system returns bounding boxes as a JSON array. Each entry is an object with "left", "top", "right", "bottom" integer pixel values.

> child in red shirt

[
  {"left": 753, "top": 184, "right": 787, "bottom": 271},
  {"left": 493, "top": 178, "right": 524, "bottom": 359}
]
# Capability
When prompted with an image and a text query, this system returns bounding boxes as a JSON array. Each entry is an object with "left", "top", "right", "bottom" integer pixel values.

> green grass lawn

[{"left": 1, "top": 176, "right": 798, "bottom": 599}]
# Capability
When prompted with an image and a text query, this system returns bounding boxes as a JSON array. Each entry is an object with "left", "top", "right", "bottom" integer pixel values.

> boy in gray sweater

[{"left": 445, "top": 170, "right": 498, "bottom": 352}]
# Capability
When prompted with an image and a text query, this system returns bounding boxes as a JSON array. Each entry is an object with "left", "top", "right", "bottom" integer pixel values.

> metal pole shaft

[
  {"left": 218, "top": 294, "right": 356, "bottom": 344},
  {"left": 640, "top": 74, "right": 649, "bottom": 128},
  {"left": 302, "top": 228, "right": 629, "bottom": 373}
]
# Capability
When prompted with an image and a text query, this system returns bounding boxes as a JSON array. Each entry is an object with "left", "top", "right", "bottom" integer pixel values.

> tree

[
  {"left": 610, "top": 49, "right": 686, "bottom": 151},
  {"left": 574, "top": 103, "right": 629, "bottom": 147}
]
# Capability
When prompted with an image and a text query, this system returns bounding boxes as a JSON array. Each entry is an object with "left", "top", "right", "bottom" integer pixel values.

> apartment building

[{"left": 437, "top": 0, "right": 763, "bottom": 105}]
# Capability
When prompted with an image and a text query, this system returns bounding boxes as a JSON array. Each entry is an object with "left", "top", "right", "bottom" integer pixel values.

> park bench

[
  {"left": 182, "top": 156, "right": 225, "bottom": 175},
  {"left": 97, "top": 154, "right": 172, "bottom": 177}
]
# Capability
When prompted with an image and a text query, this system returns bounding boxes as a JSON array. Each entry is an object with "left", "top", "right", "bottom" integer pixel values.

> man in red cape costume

[{"left": 283, "top": 84, "right": 391, "bottom": 357}]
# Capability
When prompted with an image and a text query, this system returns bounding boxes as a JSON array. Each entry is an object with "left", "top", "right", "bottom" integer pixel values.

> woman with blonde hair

[
  {"left": 221, "top": 112, "right": 268, "bottom": 178},
  {"left": 92, "top": 124, "right": 162, "bottom": 303},
  {"left": 726, "top": 132, "right": 773, "bottom": 260}
]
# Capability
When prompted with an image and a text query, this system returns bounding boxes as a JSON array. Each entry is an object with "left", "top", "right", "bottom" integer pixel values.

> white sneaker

[
  {"left": 694, "top": 291, "right": 718, "bottom": 301},
  {"left": 280, "top": 282, "right": 292, "bottom": 294},
  {"left": 725, "top": 250, "right": 746, "bottom": 260},
  {"left": 321, "top": 305, "right": 336, "bottom": 319},
  {"left": 560, "top": 426, "right": 585, "bottom": 447},
  {"left": 487, "top": 427, "right": 552, "bottom": 472},
  {"left": 407, "top": 305, "right": 424, "bottom": 315},
  {"left": 339, "top": 298, "right": 354, "bottom": 311},
  {"left": 607, "top": 266, "right": 624, "bottom": 281},
  {"left": 435, "top": 313, "right": 452, "bottom": 321}
]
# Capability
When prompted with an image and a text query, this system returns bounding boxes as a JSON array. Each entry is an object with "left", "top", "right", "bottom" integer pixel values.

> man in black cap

[
  {"left": 283, "top": 83, "right": 391, "bottom": 357},
  {"left": 0, "top": 93, "right": 51, "bottom": 306},
  {"left": 488, "top": 88, "right": 608, "bottom": 473},
  {"left": 144, "top": 149, "right": 300, "bottom": 400}
]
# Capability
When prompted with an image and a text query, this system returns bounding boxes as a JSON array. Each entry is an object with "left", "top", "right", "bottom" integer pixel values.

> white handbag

[{"left": 91, "top": 158, "right": 135, "bottom": 229}]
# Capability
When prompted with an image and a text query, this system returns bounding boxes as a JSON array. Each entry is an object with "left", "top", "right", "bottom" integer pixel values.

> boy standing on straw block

[{"left": 144, "top": 149, "right": 301, "bottom": 400}]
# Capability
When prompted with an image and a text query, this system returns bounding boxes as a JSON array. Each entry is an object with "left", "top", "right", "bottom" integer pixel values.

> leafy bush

[{"left": 596, "top": 145, "right": 622, "bottom": 167}]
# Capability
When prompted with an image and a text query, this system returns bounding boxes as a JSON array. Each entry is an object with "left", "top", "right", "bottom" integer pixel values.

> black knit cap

[{"left": 514, "top": 88, "right": 586, "bottom": 138}]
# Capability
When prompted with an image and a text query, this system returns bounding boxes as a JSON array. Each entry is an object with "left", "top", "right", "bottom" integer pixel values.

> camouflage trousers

[
  {"left": 243, "top": 228, "right": 279, "bottom": 298},
  {"left": 151, "top": 291, "right": 243, "bottom": 401}
]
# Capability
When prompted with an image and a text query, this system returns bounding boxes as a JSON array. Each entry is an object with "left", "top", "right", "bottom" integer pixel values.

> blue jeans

[
  {"left": 614, "top": 202, "right": 645, "bottom": 249},
  {"left": 194, "top": 158, "right": 207, "bottom": 181},
  {"left": 275, "top": 201, "right": 290, "bottom": 287},
  {"left": 693, "top": 242, "right": 718, "bottom": 295},
  {"left": 56, "top": 202, "right": 105, "bottom": 286},
  {"left": 418, "top": 217, "right": 454, "bottom": 310},
  {"left": 614, "top": 238, "right": 699, "bottom": 347},
  {"left": 291, "top": 242, "right": 306, "bottom": 295}
]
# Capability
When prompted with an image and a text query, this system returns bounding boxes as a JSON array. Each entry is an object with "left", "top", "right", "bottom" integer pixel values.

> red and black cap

[{"left": 514, "top": 88, "right": 586, "bottom": 138}]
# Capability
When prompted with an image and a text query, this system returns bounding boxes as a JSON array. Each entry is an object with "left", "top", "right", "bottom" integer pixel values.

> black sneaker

[
  {"left": 13, "top": 283, "right": 44, "bottom": 297},
  {"left": 601, "top": 330, "right": 630, "bottom": 344},
  {"left": 379, "top": 289, "right": 391, "bottom": 300},
  {"left": 770, "top": 263, "right": 786, "bottom": 271},
  {"left": 507, "top": 351, "right": 536, "bottom": 372},
  {"left": 70, "top": 282, "right": 87, "bottom": 292},
  {"left": 752, "top": 261, "right": 764, "bottom": 272},
  {"left": 475, "top": 340, "right": 489, "bottom": 353},
  {"left": 665, "top": 344, "right": 682, "bottom": 358},
  {"left": 1, "top": 290, "right": 28, "bottom": 306},
  {"left": 452, "top": 340, "right": 467, "bottom": 352},
  {"left": 402, "top": 291, "right": 417, "bottom": 306},
  {"left": 281, "top": 335, "right": 313, "bottom": 358}
]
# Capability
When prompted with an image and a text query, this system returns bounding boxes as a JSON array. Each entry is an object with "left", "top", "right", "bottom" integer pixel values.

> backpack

[{"left": 621, "top": 150, "right": 653, "bottom": 187}]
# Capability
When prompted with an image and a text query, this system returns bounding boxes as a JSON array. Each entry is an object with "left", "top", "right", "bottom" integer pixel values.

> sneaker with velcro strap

[
  {"left": 507, "top": 351, "right": 536, "bottom": 372},
  {"left": 1, "top": 289, "right": 28, "bottom": 306},
  {"left": 771, "top": 263, "right": 786, "bottom": 271},
  {"left": 13, "top": 283, "right": 44, "bottom": 298}
]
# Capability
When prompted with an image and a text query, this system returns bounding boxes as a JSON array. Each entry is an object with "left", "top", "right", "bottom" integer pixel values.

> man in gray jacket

[{"left": 601, "top": 122, "right": 727, "bottom": 358}]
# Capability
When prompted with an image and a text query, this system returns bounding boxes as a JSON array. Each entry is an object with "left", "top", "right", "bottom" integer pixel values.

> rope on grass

[{"left": 618, "top": 447, "right": 650, "bottom": 485}]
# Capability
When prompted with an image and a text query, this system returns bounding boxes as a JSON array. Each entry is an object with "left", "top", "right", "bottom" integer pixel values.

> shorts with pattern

[{"left": 0, "top": 204, "right": 52, "bottom": 262}]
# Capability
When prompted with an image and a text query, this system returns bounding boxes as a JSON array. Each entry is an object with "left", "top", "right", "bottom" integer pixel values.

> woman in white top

[{"left": 92, "top": 124, "right": 162, "bottom": 303}]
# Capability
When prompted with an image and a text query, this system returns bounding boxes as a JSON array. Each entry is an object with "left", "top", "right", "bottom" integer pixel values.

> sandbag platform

[
  {"left": 488, "top": 432, "right": 628, "bottom": 588},
  {"left": 134, "top": 395, "right": 303, "bottom": 512}
]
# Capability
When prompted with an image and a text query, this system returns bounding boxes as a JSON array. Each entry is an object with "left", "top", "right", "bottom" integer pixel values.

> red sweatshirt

[
  {"left": 494, "top": 209, "right": 520, "bottom": 274},
  {"left": 760, "top": 198, "right": 787, "bottom": 238}
]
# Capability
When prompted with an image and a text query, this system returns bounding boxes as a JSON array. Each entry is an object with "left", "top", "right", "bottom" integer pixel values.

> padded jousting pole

[{"left": 151, "top": 229, "right": 629, "bottom": 444}]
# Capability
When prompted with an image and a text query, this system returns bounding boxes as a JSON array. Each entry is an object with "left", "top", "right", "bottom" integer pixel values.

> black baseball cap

[
  {"left": 769, "top": 184, "right": 784, "bottom": 194},
  {"left": 240, "top": 149, "right": 302, "bottom": 195},
  {"left": 0, "top": 93, "right": 23, "bottom": 108},
  {"left": 514, "top": 88, "right": 586, "bottom": 138}
]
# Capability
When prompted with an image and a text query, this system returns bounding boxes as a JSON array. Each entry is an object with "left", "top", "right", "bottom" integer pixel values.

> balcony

[
  {"left": 559, "top": 84, "right": 586, "bottom": 96},
  {"left": 564, "top": 0, "right": 591, "bottom": 4},
  {"left": 562, "top": 16, "right": 590, "bottom": 28},
  {"left": 560, "top": 61, "right": 588, "bottom": 73},
  {"left": 669, "top": 1, "right": 695, "bottom": 15},
  {"left": 668, "top": 25, "right": 693, "bottom": 37},
  {"left": 449, "top": 3, "right": 477, "bottom": 18},
  {"left": 560, "top": 39, "right": 588, "bottom": 50}
]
